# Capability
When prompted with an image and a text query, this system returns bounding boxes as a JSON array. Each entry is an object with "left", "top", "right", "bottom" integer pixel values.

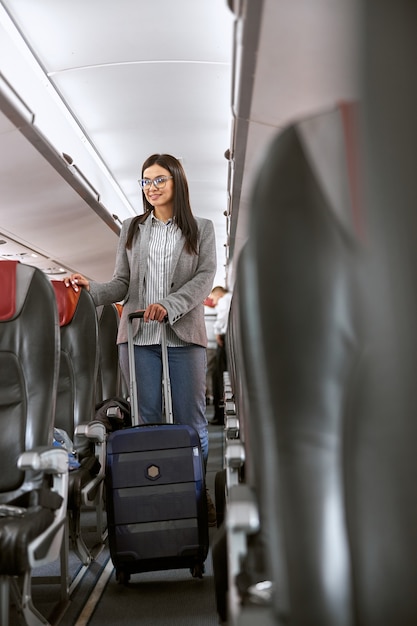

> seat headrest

[
  {"left": 52, "top": 281, "right": 81, "bottom": 326},
  {"left": 0, "top": 260, "right": 18, "bottom": 321}
]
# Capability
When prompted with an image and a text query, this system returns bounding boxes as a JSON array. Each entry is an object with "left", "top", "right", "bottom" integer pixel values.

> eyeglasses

[{"left": 138, "top": 175, "right": 173, "bottom": 190}]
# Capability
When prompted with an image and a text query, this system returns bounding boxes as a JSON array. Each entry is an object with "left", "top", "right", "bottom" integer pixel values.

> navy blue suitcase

[
  {"left": 106, "top": 423, "right": 208, "bottom": 582},
  {"left": 105, "top": 312, "right": 209, "bottom": 584}
]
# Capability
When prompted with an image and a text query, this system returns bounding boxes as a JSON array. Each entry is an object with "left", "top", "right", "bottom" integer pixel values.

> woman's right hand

[{"left": 64, "top": 273, "right": 90, "bottom": 292}]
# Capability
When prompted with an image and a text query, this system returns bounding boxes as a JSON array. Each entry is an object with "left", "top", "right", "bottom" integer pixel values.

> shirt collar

[{"left": 151, "top": 212, "right": 174, "bottom": 226}]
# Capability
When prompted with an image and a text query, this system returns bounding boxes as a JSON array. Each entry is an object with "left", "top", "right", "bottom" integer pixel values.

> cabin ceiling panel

[
  {"left": 49, "top": 62, "right": 232, "bottom": 214},
  {"left": 0, "top": 0, "right": 234, "bottom": 285},
  {"left": 4, "top": 0, "right": 232, "bottom": 69},
  {"left": 0, "top": 115, "right": 119, "bottom": 281}
]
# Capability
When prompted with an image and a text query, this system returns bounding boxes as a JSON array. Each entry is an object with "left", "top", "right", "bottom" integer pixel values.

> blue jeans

[{"left": 119, "top": 343, "right": 209, "bottom": 468}]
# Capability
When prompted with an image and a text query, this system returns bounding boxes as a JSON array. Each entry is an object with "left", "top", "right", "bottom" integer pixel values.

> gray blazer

[{"left": 89, "top": 214, "right": 216, "bottom": 347}]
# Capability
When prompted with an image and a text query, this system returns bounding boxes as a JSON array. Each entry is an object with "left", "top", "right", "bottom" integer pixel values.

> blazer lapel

[
  {"left": 135, "top": 217, "right": 152, "bottom": 294},
  {"left": 170, "top": 231, "right": 186, "bottom": 283}
]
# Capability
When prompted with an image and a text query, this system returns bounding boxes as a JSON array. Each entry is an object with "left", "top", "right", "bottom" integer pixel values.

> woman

[{"left": 64, "top": 153, "right": 216, "bottom": 481}]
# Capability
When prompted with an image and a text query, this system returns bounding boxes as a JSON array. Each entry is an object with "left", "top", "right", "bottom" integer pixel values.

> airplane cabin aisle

[
  {"left": 73, "top": 413, "right": 224, "bottom": 626},
  {"left": 6, "top": 408, "right": 224, "bottom": 625}
]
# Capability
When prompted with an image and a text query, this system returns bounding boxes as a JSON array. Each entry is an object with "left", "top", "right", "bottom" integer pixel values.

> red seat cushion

[{"left": 52, "top": 281, "right": 81, "bottom": 327}]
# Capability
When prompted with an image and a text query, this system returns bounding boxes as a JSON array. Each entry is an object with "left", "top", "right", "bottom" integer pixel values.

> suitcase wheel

[
  {"left": 116, "top": 569, "right": 130, "bottom": 585},
  {"left": 190, "top": 561, "right": 205, "bottom": 579}
]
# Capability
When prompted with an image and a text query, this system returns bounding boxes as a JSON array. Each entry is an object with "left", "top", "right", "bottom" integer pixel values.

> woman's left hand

[{"left": 143, "top": 303, "right": 168, "bottom": 322}]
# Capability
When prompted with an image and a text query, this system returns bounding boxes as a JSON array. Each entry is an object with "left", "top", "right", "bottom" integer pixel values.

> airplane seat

[
  {"left": 225, "top": 287, "right": 250, "bottom": 459},
  {"left": 0, "top": 260, "right": 68, "bottom": 626},
  {"left": 212, "top": 279, "right": 265, "bottom": 623},
  {"left": 114, "top": 303, "right": 129, "bottom": 397},
  {"left": 213, "top": 289, "right": 249, "bottom": 524},
  {"left": 219, "top": 288, "right": 251, "bottom": 500},
  {"left": 228, "top": 102, "right": 386, "bottom": 625},
  {"left": 95, "top": 303, "right": 123, "bottom": 402},
  {"left": 52, "top": 282, "right": 106, "bottom": 565}
]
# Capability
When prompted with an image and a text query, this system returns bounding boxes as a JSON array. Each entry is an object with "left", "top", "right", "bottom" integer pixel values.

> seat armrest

[
  {"left": 225, "top": 440, "right": 246, "bottom": 488},
  {"left": 75, "top": 420, "right": 106, "bottom": 443},
  {"left": 17, "top": 447, "right": 69, "bottom": 568},
  {"left": 227, "top": 483, "right": 260, "bottom": 534},
  {"left": 226, "top": 484, "right": 262, "bottom": 624},
  {"left": 75, "top": 421, "right": 107, "bottom": 510},
  {"left": 226, "top": 415, "right": 240, "bottom": 439},
  {"left": 18, "top": 446, "right": 69, "bottom": 475},
  {"left": 225, "top": 441, "right": 246, "bottom": 469}
]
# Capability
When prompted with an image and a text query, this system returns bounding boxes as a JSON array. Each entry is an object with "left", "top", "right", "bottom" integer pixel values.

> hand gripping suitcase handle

[{"left": 127, "top": 311, "right": 174, "bottom": 426}]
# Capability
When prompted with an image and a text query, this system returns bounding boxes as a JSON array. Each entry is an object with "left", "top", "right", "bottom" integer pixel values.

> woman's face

[{"left": 142, "top": 164, "right": 174, "bottom": 211}]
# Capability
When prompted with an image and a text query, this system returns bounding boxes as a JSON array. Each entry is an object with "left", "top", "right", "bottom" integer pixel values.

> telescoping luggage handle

[{"left": 127, "top": 311, "right": 174, "bottom": 426}]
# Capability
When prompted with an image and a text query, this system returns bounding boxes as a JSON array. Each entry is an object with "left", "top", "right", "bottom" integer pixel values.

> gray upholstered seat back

[
  {"left": 0, "top": 261, "right": 60, "bottom": 500},
  {"left": 52, "top": 282, "right": 99, "bottom": 438},
  {"left": 235, "top": 103, "right": 400, "bottom": 625},
  {"left": 96, "top": 303, "right": 121, "bottom": 402}
]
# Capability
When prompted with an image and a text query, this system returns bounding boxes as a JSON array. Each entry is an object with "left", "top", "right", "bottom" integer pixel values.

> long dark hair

[{"left": 126, "top": 154, "right": 198, "bottom": 254}]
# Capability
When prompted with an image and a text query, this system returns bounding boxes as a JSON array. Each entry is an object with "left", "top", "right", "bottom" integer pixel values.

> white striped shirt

[{"left": 134, "top": 214, "right": 189, "bottom": 347}]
